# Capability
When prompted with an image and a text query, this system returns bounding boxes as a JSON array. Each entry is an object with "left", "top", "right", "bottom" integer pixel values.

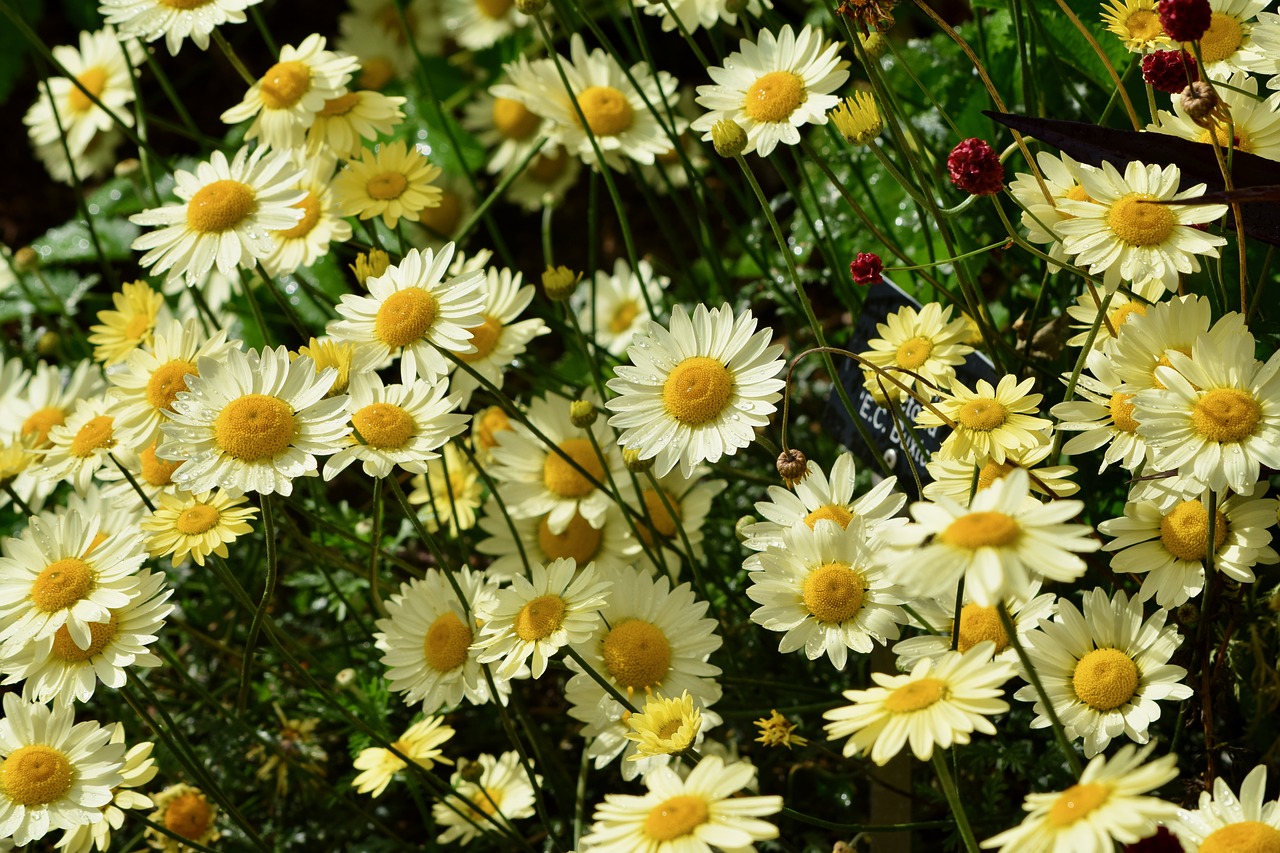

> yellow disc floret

[
  {"left": 538, "top": 513, "right": 602, "bottom": 565},
  {"left": 423, "top": 610, "right": 473, "bottom": 672},
  {"left": 1107, "top": 193, "right": 1176, "bottom": 247},
  {"left": 1, "top": 745, "right": 74, "bottom": 806},
  {"left": 213, "top": 394, "right": 296, "bottom": 461},
  {"left": 804, "top": 504, "right": 854, "bottom": 529},
  {"left": 801, "top": 561, "right": 866, "bottom": 624},
  {"left": 259, "top": 60, "right": 312, "bottom": 110},
  {"left": 1200, "top": 821, "right": 1280, "bottom": 853},
  {"left": 147, "top": 360, "right": 199, "bottom": 412},
  {"left": 459, "top": 316, "right": 503, "bottom": 363},
  {"left": 942, "top": 511, "right": 1021, "bottom": 549},
  {"left": 956, "top": 399, "right": 1008, "bottom": 431},
  {"left": 744, "top": 71, "right": 806, "bottom": 123},
  {"left": 31, "top": 558, "right": 94, "bottom": 612},
  {"left": 492, "top": 97, "right": 540, "bottom": 140},
  {"left": 956, "top": 603, "right": 1009, "bottom": 653},
  {"left": 514, "top": 593, "right": 567, "bottom": 641},
  {"left": 375, "top": 288, "right": 439, "bottom": 349},
  {"left": 51, "top": 613, "right": 119, "bottom": 661},
  {"left": 895, "top": 336, "right": 934, "bottom": 370},
  {"left": 602, "top": 618, "right": 671, "bottom": 690},
  {"left": 176, "top": 504, "right": 220, "bottom": 535},
  {"left": 164, "top": 791, "right": 215, "bottom": 840},
  {"left": 1199, "top": 12, "right": 1243, "bottom": 64},
  {"left": 663, "top": 356, "right": 734, "bottom": 426},
  {"left": 1191, "top": 388, "right": 1261, "bottom": 444},
  {"left": 883, "top": 677, "right": 947, "bottom": 713},
  {"left": 1048, "top": 782, "right": 1109, "bottom": 826},
  {"left": 70, "top": 415, "right": 115, "bottom": 457},
  {"left": 186, "top": 180, "right": 256, "bottom": 234},
  {"left": 1159, "top": 500, "right": 1228, "bottom": 562},
  {"left": 68, "top": 67, "right": 108, "bottom": 114},
  {"left": 353, "top": 402, "right": 416, "bottom": 450},
  {"left": 644, "top": 795, "right": 709, "bottom": 842},
  {"left": 1072, "top": 647, "right": 1139, "bottom": 711},
  {"left": 542, "top": 438, "right": 605, "bottom": 499},
  {"left": 575, "top": 86, "right": 634, "bottom": 137}
]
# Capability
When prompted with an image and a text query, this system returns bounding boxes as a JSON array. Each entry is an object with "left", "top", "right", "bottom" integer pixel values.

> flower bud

[
  {"left": 830, "top": 91, "right": 882, "bottom": 146},
  {"left": 776, "top": 448, "right": 809, "bottom": 487},
  {"left": 711, "top": 119, "right": 748, "bottom": 158},
  {"left": 542, "top": 264, "right": 581, "bottom": 302},
  {"left": 350, "top": 249, "right": 391, "bottom": 288},
  {"left": 623, "top": 448, "right": 653, "bottom": 473},
  {"left": 570, "top": 399, "right": 598, "bottom": 428}
]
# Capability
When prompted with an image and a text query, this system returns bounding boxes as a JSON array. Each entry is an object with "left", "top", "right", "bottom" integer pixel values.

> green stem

[
  {"left": 998, "top": 603, "right": 1082, "bottom": 775},
  {"left": 238, "top": 493, "right": 278, "bottom": 712},
  {"left": 932, "top": 751, "right": 981, "bottom": 853}
]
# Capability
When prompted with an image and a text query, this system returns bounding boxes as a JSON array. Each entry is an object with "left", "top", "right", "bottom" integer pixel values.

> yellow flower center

[
  {"left": 423, "top": 610, "right": 472, "bottom": 672},
  {"left": 419, "top": 190, "right": 462, "bottom": 236},
  {"left": 276, "top": 193, "right": 321, "bottom": 240},
  {"left": 538, "top": 512, "right": 602, "bottom": 565},
  {"left": 140, "top": 442, "right": 182, "bottom": 486},
  {"left": 638, "top": 488, "right": 680, "bottom": 547},
  {"left": 1048, "top": 782, "right": 1109, "bottom": 826},
  {"left": 575, "top": 86, "right": 634, "bottom": 137},
  {"left": 123, "top": 312, "right": 153, "bottom": 340},
  {"left": 895, "top": 336, "right": 934, "bottom": 370},
  {"left": 527, "top": 149, "right": 568, "bottom": 183},
  {"left": 157, "top": 0, "right": 214, "bottom": 9},
  {"left": 147, "top": 359, "right": 198, "bottom": 412},
  {"left": 1199, "top": 12, "right": 1243, "bottom": 64},
  {"left": 319, "top": 92, "right": 361, "bottom": 117},
  {"left": 31, "top": 558, "right": 94, "bottom": 612},
  {"left": 956, "top": 398, "right": 1008, "bottom": 431},
  {"left": 176, "top": 504, "right": 221, "bottom": 535},
  {"left": 165, "top": 791, "right": 214, "bottom": 839},
  {"left": 976, "top": 460, "right": 1014, "bottom": 491},
  {"left": 956, "top": 603, "right": 1009, "bottom": 653},
  {"left": 1108, "top": 393, "right": 1139, "bottom": 434},
  {"left": 1199, "top": 123, "right": 1251, "bottom": 153},
  {"left": 359, "top": 57, "right": 396, "bottom": 91},
  {"left": 804, "top": 504, "right": 854, "bottom": 529},
  {"left": 68, "top": 66, "right": 108, "bottom": 114},
  {"left": 1125, "top": 9, "right": 1164, "bottom": 42},
  {"left": 602, "top": 618, "right": 671, "bottom": 690},
  {"left": 941, "top": 511, "right": 1021, "bottom": 550},
  {"left": 459, "top": 315, "right": 503, "bottom": 363},
  {"left": 474, "top": 0, "right": 513, "bottom": 18},
  {"left": 1191, "top": 387, "right": 1261, "bottom": 444},
  {"left": 213, "top": 394, "right": 296, "bottom": 461},
  {"left": 51, "top": 612, "right": 119, "bottom": 661},
  {"left": 259, "top": 60, "right": 312, "bottom": 110},
  {"left": 0, "top": 745, "right": 74, "bottom": 806},
  {"left": 609, "top": 300, "right": 640, "bottom": 334},
  {"left": 883, "top": 677, "right": 948, "bottom": 713},
  {"left": 644, "top": 795, "right": 709, "bottom": 842},
  {"left": 23, "top": 406, "right": 66, "bottom": 446},
  {"left": 70, "top": 415, "right": 114, "bottom": 457},
  {"left": 657, "top": 718, "right": 683, "bottom": 740},
  {"left": 353, "top": 402, "right": 416, "bottom": 450},
  {"left": 187, "top": 180, "right": 256, "bottom": 234},
  {"left": 1159, "top": 499, "right": 1228, "bottom": 562},
  {"left": 1200, "top": 821, "right": 1280, "bottom": 853},
  {"left": 744, "top": 70, "right": 806, "bottom": 123},
  {"left": 1072, "top": 647, "right": 1139, "bottom": 711},
  {"left": 542, "top": 438, "right": 604, "bottom": 499},
  {"left": 367, "top": 170, "right": 409, "bottom": 201},
  {"left": 475, "top": 406, "right": 510, "bottom": 449},
  {"left": 514, "top": 593, "right": 567, "bottom": 641},
  {"left": 662, "top": 356, "right": 734, "bottom": 426},
  {"left": 1107, "top": 300, "right": 1147, "bottom": 332},
  {"left": 1107, "top": 193, "right": 1176, "bottom": 247},
  {"left": 802, "top": 561, "right": 866, "bottom": 624},
  {"left": 492, "top": 97, "right": 540, "bottom": 140},
  {"left": 375, "top": 288, "right": 439, "bottom": 349}
]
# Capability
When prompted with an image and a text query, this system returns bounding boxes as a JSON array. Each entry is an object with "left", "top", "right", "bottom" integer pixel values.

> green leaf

[{"left": 31, "top": 218, "right": 140, "bottom": 264}]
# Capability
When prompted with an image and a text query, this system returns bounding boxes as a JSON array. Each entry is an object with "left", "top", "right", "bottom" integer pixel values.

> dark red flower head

[
  {"left": 1142, "top": 50, "right": 1199, "bottom": 94},
  {"left": 947, "top": 138, "right": 1004, "bottom": 196},
  {"left": 850, "top": 252, "right": 884, "bottom": 286},
  {"left": 1122, "top": 827, "right": 1183, "bottom": 852},
  {"left": 1158, "top": 0, "right": 1212, "bottom": 43}
]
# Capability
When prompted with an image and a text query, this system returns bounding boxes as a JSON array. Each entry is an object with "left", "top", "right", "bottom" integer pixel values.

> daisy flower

[
  {"left": 892, "top": 581, "right": 1056, "bottom": 672},
  {"left": 742, "top": 451, "right": 907, "bottom": 551},
  {"left": 981, "top": 744, "right": 1179, "bottom": 852},
  {"left": 329, "top": 244, "right": 486, "bottom": 385},
  {"left": 916, "top": 374, "right": 1051, "bottom": 465},
  {"left": 579, "top": 755, "right": 782, "bottom": 853},
  {"left": 507, "top": 35, "right": 684, "bottom": 170},
  {"left": 1099, "top": 489, "right": 1277, "bottom": 608},
  {"left": 351, "top": 716, "right": 455, "bottom": 798},
  {"left": 141, "top": 489, "right": 258, "bottom": 567},
  {"left": 23, "top": 29, "right": 141, "bottom": 160},
  {"left": 823, "top": 642, "right": 1015, "bottom": 765},
  {"left": 922, "top": 434, "right": 1080, "bottom": 504},
  {"left": 157, "top": 345, "right": 352, "bottom": 497},
  {"left": 376, "top": 568, "right": 505, "bottom": 713},
  {"left": 860, "top": 302, "right": 975, "bottom": 396},
  {"left": 40, "top": 395, "right": 134, "bottom": 495},
  {"left": 572, "top": 258, "right": 668, "bottom": 357},
  {"left": 629, "top": 467, "right": 725, "bottom": 579},
  {"left": 1240, "top": 12, "right": 1280, "bottom": 91},
  {"left": 129, "top": 146, "right": 305, "bottom": 286},
  {"left": 606, "top": 302, "right": 786, "bottom": 479},
  {"left": 504, "top": 145, "right": 581, "bottom": 211},
  {"left": 304, "top": 88, "right": 406, "bottom": 158},
  {"left": 87, "top": 279, "right": 168, "bottom": 366},
  {"left": 1136, "top": 329, "right": 1280, "bottom": 496},
  {"left": 294, "top": 336, "right": 385, "bottom": 400},
  {"left": 747, "top": 519, "right": 907, "bottom": 669},
  {"left": 691, "top": 25, "right": 849, "bottom": 157},
  {"left": 1054, "top": 160, "right": 1228, "bottom": 293},
  {"left": 13, "top": 360, "right": 103, "bottom": 451},
  {"left": 1110, "top": 293, "right": 1230, "bottom": 394},
  {"left": 488, "top": 392, "right": 624, "bottom": 533},
  {"left": 565, "top": 567, "right": 722, "bottom": 777},
  {"left": 0, "top": 510, "right": 146, "bottom": 653},
  {"left": 106, "top": 317, "right": 236, "bottom": 451},
  {"left": 0, "top": 693, "right": 125, "bottom": 846},
  {"left": 1195, "top": 0, "right": 1270, "bottom": 77},
  {"left": 449, "top": 266, "right": 549, "bottom": 406},
  {"left": 32, "top": 125, "right": 124, "bottom": 184},
  {"left": 1012, "top": 588, "right": 1192, "bottom": 757},
  {"left": 337, "top": 0, "right": 441, "bottom": 87},
  {"left": 441, "top": 0, "right": 528, "bottom": 50},
  {"left": 407, "top": 443, "right": 486, "bottom": 536},
  {"left": 99, "top": 0, "right": 259, "bottom": 54},
  {"left": 464, "top": 85, "right": 551, "bottom": 175},
  {"left": 477, "top": 501, "right": 639, "bottom": 579},
  {"left": 472, "top": 404, "right": 513, "bottom": 459},
  {"left": 473, "top": 557, "right": 610, "bottom": 680},
  {"left": 433, "top": 752, "right": 539, "bottom": 845},
  {"left": 634, "top": 0, "right": 772, "bottom": 33},
  {"left": 883, "top": 468, "right": 1099, "bottom": 606},
  {"left": 1148, "top": 71, "right": 1280, "bottom": 159},
  {"left": 1100, "top": 0, "right": 1172, "bottom": 52},
  {"left": 54, "top": 724, "right": 156, "bottom": 853},
  {"left": 1172, "top": 764, "right": 1280, "bottom": 851},
  {"left": 624, "top": 691, "right": 703, "bottom": 760},
  {"left": 1063, "top": 278, "right": 1163, "bottom": 351},
  {"left": 3, "top": 568, "right": 172, "bottom": 704},
  {"left": 332, "top": 140, "right": 443, "bottom": 228},
  {"left": 220, "top": 34, "right": 359, "bottom": 151},
  {"left": 145, "top": 784, "right": 220, "bottom": 850},
  {"left": 1008, "top": 151, "right": 1100, "bottom": 269},
  {"left": 261, "top": 154, "right": 353, "bottom": 276},
  {"left": 324, "top": 375, "right": 467, "bottom": 480}
]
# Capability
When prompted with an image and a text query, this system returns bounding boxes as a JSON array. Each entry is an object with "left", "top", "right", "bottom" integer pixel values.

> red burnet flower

[
  {"left": 1122, "top": 827, "right": 1182, "bottom": 853},
  {"left": 946, "top": 138, "right": 1004, "bottom": 196},
  {"left": 1158, "top": 0, "right": 1211, "bottom": 42},
  {"left": 849, "top": 252, "right": 883, "bottom": 285},
  {"left": 1142, "top": 50, "right": 1199, "bottom": 93}
]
